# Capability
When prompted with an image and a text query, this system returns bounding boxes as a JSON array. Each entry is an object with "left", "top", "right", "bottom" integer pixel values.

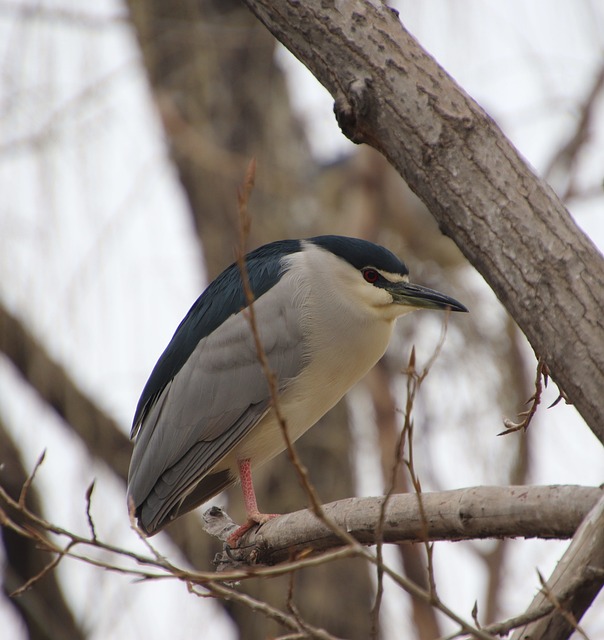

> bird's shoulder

[{"left": 131, "top": 240, "right": 303, "bottom": 435}]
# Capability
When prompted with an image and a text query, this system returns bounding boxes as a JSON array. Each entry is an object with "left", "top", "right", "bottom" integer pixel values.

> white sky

[{"left": 0, "top": 1, "right": 603, "bottom": 639}]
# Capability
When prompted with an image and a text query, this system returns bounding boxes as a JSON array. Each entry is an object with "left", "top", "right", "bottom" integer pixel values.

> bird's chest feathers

[
  {"left": 233, "top": 317, "right": 392, "bottom": 465},
  {"left": 283, "top": 256, "right": 396, "bottom": 435},
  {"left": 231, "top": 250, "right": 395, "bottom": 465},
  {"left": 297, "top": 305, "right": 393, "bottom": 406}
]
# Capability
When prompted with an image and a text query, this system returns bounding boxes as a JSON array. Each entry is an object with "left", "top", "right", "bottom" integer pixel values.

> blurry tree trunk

[
  {"left": 367, "top": 361, "right": 442, "bottom": 640},
  {"left": 124, "top": 1, "right": 373, "bottom": 637},
  {"left": 479, "top": 318, "right": 530, "bottom": 624},
  {"left": 0, "top": 301, "right": 131, "bottom": 480},
  {"left": 127, "top": 0, "right": 317, "bottom": 278},
  {"left": 0, "top": 419, "right": 85, "bottom": 640},
  {"left": 336, "top": 149, "right": 444, "bottom": 639}
]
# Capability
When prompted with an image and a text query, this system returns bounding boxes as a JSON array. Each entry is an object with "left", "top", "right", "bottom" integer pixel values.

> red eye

[{"left": 363, "top": 269, "right": 379, "bottom": 284}]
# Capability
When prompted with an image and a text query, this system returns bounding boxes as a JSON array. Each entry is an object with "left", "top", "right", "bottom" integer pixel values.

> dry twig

[
  {"left": 499, "top": 357, "right": 547, "bottom": 436},
  {"left": 3, "top": 451, "right": 601, "bottom": 638}
]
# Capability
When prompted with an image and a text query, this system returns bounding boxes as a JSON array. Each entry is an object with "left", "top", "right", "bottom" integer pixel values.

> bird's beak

[{"left": 387, "top": 281, "right": 468, "bottom": 312}]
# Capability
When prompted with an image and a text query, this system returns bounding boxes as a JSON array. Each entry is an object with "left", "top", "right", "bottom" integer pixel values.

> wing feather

[
  {"left": 137, "top": 403, "right": 270, "bottom": 533},
  {"left": 127, "top": 271, "right": 307, "bottom": 533}
]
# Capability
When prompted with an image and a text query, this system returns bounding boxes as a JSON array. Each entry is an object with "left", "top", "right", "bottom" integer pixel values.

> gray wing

[{"left": 127, "top": 279, "right": 306, "bottom": 532}]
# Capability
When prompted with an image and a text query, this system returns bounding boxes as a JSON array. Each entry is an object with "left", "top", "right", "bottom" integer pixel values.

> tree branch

[
  {"left": 0, "top": 419, "right": 85, "bottom": 640},
  {"left": 0, "top": 300, "right": 131, "bottom": 479},
  {"left": 511, "top": 492, "right": 604, "bottom": 640},
  {"left": 543, "top": 63, "right": 604, "bottom": 200},
  {"left": 204, "top": 485, "right": 603, "bottom": 567},
  {"left": 240, "top": 0, "right": 604, "bottom": 444},
  {"left": 3, "top": 473, "right": 600, "bottom": 640}
]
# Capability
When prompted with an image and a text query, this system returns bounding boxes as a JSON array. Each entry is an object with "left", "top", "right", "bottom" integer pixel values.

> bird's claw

[{"left": 225, "top": 512, "right": 279, "bottom": 548}]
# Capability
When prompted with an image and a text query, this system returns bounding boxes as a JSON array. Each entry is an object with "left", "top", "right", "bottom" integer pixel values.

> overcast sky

[{"left": 1, "top": 1, "right": 603, "bottom": 638}]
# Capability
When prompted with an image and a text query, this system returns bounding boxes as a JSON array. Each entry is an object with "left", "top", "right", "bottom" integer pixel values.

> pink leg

[
  {"left": 239, "top": 458, "right": 261, "bottom": 517},
  {"left": 226, "top": 459, "right": 279, "bottom": 547}
]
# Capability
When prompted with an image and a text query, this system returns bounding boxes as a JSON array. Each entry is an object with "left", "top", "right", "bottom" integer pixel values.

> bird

[{"left": 127, "top": 235, "right": 467, "bottom": 545}]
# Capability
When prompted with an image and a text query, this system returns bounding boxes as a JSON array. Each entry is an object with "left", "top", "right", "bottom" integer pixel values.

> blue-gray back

[{"left": 132, "top": 239, "right": 303, "bottom": 436}]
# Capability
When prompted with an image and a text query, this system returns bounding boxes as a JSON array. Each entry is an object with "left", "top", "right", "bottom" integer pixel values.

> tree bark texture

[
  {"left": 240, "top": 0, "right": 604, "bottom": 445},
  {"left": 511, "top": 492, "right": 604, "bottom": 640}
]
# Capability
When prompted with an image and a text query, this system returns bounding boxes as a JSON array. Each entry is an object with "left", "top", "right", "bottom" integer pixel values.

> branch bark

[
  {"left": 240, "top": 0, "right": 604, "bottom": 445},
  {"left": 205, "top": 485, "right": 603, "bottom": 567},
  {"left": 511, "top": 492, "right": 604, "bottom": 640}
]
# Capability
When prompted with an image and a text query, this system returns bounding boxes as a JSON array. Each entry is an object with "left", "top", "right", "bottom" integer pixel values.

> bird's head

[{"left": 307, "top": 236, "right": 467, "bottom": 322}]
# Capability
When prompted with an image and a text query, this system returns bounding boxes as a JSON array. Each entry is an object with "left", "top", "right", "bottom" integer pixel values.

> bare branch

[
  {"left": 223, "top": 486, "right": 602, "bottom": 567},
  {"left": 234, "top": 165, "right": 330, "bottom": 521},
  {"left": 18, "top": 449, "right": 46, "bottom": 508},
  {"left": 499, "top": 357, "right": 546, "bottom": 436},
  {"left": 85, "top": 481, "right": 97, "bottom": 542},
  {"left": 543, "top": 63, "right": 604, "bottom": 201},
  {"left": 10, "top": 542, "right": 76, "bottom": 598},
  {"left": 371, "top": 320, "right": 449, "bottom": 635},
  {"left": 6, "top": 462, "right": 595, "bottom": 639},
  {"left": 511, "top": 492, "right": 604, "bottom": 640}
]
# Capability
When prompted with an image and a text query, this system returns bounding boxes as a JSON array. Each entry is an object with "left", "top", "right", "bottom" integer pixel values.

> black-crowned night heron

[{"left": 128, "top": 235, "right": 467, "bottom": 545}]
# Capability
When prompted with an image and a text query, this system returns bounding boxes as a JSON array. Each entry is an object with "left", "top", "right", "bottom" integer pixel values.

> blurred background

[{"left": 0, "top": 1, "right": 603, "bottom": 638}]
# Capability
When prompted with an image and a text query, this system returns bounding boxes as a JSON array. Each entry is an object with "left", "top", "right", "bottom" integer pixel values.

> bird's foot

[{"left": 226, "top": 511, "right": 279, "bottom": 548}]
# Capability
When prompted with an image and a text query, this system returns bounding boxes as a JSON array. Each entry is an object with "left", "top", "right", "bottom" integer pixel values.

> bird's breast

[{"left": 228, "top": 313, "right": 395, "bottom": 469}]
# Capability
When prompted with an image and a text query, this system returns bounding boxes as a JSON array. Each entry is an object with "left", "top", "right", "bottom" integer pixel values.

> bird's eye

[{"left": 363, "top": 269, "right": 379, "bottom": 284}]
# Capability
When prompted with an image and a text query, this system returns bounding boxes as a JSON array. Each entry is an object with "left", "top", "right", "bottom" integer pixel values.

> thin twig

[
  {"left": 402, "top": 317, "right": 450, "bottom": 605},
  {"left": 85, "top": 480, "right": 97, "bottom": 542},
  {"left": 11, "top": 540, "right": 76, "bottom": 597},
  {"left": 235, "top": 160, "right": 325, "bottom": 518},
  {"left": 499, "top": 356, "right": 546, "bottom": 436},
  {"left": 543, "top": 63, "right": 604, "bottom": 201},
  {"left": 18, "top": 449, "right": 46, "bottom": 508}
]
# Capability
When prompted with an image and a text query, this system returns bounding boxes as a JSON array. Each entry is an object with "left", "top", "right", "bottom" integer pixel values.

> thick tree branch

[
  {"left": 511, "top": 492, "right": 604, "bottom": 640},
  {"left": 240, "top": 0, "right": 604, "bottom": 444},
  {"left": 204, "top": 485, "right": 603, "bottom": 567}
]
